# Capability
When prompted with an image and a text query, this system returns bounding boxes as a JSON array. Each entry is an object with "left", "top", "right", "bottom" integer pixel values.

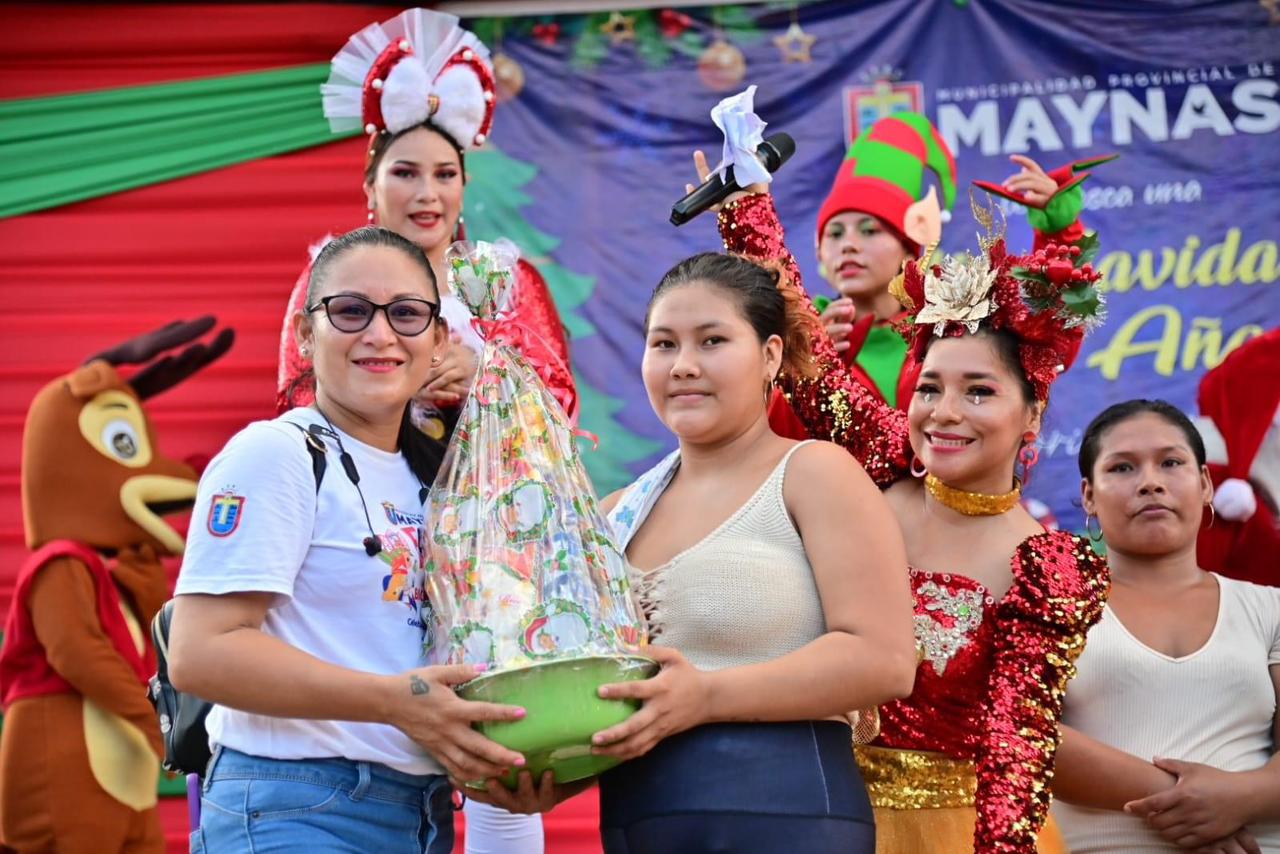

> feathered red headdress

[
  {"left": 321, "top": 8, "right": 496, "bottom": 150},
  {"left": 891, "top": 202, "right": 1105, "bottom": 401}
]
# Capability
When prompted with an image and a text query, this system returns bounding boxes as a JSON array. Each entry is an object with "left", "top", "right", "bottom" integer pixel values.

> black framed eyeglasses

[{"left": 307, "top": 295, "right": 440, "bottom": 336}]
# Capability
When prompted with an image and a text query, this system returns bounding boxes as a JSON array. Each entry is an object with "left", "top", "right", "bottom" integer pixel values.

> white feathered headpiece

[{"left": 321, "top": 8, "right": 496, "bottom": 149}]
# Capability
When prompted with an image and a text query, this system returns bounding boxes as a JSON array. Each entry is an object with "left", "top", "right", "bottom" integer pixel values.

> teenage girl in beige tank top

[{"left": 586, "top": 237, "right": 915, "bottom": 852}]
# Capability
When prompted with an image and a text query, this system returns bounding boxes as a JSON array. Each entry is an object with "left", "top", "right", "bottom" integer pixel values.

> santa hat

[
  {"left": 816, "top": 112, "right": 957, "bottom": 254},
  {"left": 321, "top": 8, "right": 496, "bottom": 151},
  {"left": 1198, "top": 328, "right": 1280, "bottom": 520}
]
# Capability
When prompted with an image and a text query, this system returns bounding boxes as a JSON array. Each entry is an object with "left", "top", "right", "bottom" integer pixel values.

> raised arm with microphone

[
  {"left": 669, "top": 132, "right": 796, "bottom": 225},
  {"left": 669, "top": 85, "right": 795, "bottom": 226}
]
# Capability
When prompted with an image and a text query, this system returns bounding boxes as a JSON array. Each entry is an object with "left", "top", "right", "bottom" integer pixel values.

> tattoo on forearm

[{"left": 410, "top": 675, "right": 430, "bottom": 696}]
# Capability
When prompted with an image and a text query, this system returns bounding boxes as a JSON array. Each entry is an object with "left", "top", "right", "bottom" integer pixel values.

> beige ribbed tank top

[{"left": 629, "top": 441, "right": 826, "bottom": 672}]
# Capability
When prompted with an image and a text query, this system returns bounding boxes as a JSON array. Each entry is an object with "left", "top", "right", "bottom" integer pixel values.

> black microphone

[{"left": 670, "top": 133, "right": 796, "bottom": 226}]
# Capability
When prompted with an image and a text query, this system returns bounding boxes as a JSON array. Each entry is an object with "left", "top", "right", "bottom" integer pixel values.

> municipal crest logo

[
  {"left": 207, "top": 493, "right": 245, "bottom": 537},
  {"left": 844, "top": 67, "right": 925, "bottom": 145}
]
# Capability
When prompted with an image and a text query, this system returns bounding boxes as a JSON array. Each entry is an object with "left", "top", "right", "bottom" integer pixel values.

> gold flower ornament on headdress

[{"left": 913, "top": 252, "right": 999, "bottom": 336}]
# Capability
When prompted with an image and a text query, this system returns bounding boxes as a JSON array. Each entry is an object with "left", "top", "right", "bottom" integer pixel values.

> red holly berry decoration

[
  {"left": 659, "top": 9, "right": 693, "bottom": 38},
  {"left": 1046, "top": 258, "right": 1075, "bottom": 286},
  {"left": 533, "top": 22, "right": 561, "bottom": 46}
]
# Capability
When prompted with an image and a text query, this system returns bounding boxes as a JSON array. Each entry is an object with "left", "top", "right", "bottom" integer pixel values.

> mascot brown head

[{"left": 22, "top": 317, "right": 234, "bottom": 554}]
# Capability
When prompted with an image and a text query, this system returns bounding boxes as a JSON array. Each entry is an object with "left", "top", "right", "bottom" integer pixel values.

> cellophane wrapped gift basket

[{"left": 425, "top": 240, "right": 655, "bottom": 786}]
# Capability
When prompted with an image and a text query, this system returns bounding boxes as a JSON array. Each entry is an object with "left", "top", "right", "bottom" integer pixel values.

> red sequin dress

[
  {"left": 719, "top": 193, "right": 1109, "bottom": 853},
  {"left": 276, "top": 253, "right": 575, "bottom": 419}
]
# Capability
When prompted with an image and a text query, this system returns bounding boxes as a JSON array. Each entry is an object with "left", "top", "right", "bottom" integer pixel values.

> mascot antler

[{"left": 86, "top": 316, "right": 235, "bottom": 400}]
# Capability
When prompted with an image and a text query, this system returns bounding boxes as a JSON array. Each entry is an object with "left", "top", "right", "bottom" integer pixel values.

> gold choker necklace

[{"left": 925, "top": 474, "right": 1022, "bottom": 516}]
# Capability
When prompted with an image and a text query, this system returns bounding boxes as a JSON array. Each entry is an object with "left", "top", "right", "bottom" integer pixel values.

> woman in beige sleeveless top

[
  {"left": 1052, "top": 399, "right": 1280, "bottom": 853},
  {"left": 583, "top": 247, "right": 915, "bottom": 852}
]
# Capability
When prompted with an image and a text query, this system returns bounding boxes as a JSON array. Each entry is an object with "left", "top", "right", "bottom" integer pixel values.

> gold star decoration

[
  {"left": 600, "top": 11, "right": 637, "bottom": 45},
  {"left": 774, "top": 21, "right": 816, "bottom": 63}
]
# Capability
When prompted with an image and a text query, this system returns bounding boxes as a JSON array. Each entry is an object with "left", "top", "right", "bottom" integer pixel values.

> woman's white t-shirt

[
  {"left": 1053, "top": 574, "right": 1280, "bottom": 852},
  {"left": 176, "top": 408, "right": 443, "bottom": 776}
]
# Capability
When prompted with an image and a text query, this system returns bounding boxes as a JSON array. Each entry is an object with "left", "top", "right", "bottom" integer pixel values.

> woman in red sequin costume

[
  {"left": 277, "top": 10, "right": 574, "bottom": 440},
  {"left": 276, "top": 10, "right": 574, "bottom": 853},
  {"left": 711, "top": 158, "right": 1109, "bottom": 852}
]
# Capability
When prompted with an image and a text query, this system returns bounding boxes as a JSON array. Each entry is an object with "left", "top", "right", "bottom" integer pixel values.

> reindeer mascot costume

[{"left": 0, "top": 318, "right": 232, "bottom": 853}]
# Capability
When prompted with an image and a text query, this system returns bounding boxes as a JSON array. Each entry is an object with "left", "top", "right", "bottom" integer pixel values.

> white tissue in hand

[
  {"left": 1214, "top": 478, "right": 1257, "bottom": 521},
  {"left": 710, "top": 85, "right": 770, "bottom": 187}
]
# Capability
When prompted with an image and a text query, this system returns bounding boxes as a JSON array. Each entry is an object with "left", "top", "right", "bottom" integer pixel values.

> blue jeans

[{"left": 192, "top": 746, "right": 455, "bottom": 853}]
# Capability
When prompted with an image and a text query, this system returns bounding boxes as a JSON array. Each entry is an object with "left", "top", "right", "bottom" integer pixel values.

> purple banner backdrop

[{"left": 470, "top": 0, "right": 1280, "bottom": 527}]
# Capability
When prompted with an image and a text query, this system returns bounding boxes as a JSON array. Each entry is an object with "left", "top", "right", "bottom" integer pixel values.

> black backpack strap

[{"left": 284, "top": 420, "right": 327, "bottom": 492}]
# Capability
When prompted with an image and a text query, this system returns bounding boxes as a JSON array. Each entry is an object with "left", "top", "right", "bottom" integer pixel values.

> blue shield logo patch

[{"left": 207, "top": 493, "right": 245, "bottom": 537}]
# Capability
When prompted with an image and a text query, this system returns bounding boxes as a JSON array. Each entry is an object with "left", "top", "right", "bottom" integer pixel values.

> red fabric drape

[
  {"left": 0, "top": 4, "right": 400, "bottom": 98},
  {"left": 0, "top": 4, "right": 400, "bottom": 603}
]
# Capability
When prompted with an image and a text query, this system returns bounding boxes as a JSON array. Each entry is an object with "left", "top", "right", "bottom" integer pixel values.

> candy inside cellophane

[{"left": 424, "top": 240, "right": 646, "bottom": 673}]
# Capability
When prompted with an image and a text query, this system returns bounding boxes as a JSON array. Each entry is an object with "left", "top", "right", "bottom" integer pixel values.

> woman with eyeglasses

[
  {"left": 1049, "top": 399, "right": 1280, "bottom": 854},
  {"left": 168, "top": 227, "right": 529, "bottom": 854},
  {"left": 275, "top": 13, "right": 570, "bottom": 848}
]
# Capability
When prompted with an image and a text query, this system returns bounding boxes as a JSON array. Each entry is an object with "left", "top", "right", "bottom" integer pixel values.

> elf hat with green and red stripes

[{"left": 816, "top": 112, "right": 957, "bottom": 254}]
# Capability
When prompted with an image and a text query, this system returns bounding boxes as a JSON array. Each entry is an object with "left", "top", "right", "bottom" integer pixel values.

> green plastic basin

[{"left": 456, "top": 654, "right": 658, "bottom": 788}]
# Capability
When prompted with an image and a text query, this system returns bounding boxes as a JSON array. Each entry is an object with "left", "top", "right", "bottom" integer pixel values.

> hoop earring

[
  {"left": 1205, "top": 503, "right": 1216, "bottom": 528},
  {"left": 910, "top": 458, "right": 927, "bottom": 478},
  {"left": 1085, "top": 513, "right": 1103, "bottom": 540}
]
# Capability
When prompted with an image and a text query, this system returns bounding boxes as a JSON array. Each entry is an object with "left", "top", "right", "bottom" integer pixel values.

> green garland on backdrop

[
  {"left": 0, "top": 64, "right": 340, "bottom": 218},
  {"left": 472, "top": 5, "right": 765, "bottom": 71}
]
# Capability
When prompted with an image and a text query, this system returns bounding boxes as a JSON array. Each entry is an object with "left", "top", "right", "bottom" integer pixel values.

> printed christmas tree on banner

[{"left": 465, "top": 145, "right": 661, "bottom": 492}]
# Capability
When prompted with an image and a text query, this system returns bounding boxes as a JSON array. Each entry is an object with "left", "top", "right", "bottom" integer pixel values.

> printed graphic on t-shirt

[
  {"left": 207, "top": 491, "right": 245, "bottom": 537},
  {"left": 377, "top": 501, "right": 429, "bottom": 634}
]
